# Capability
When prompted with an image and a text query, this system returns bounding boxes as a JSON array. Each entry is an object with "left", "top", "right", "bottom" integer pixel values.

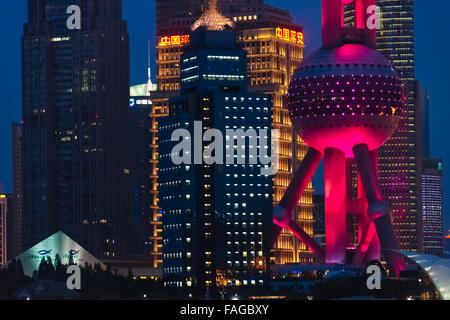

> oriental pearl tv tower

[{"left": 271, "top": 0, "right": 406, "bottom": 276}]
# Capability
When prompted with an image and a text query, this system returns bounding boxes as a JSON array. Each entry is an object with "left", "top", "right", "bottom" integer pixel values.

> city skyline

[
  {"left": 0, "top": 0, "right": 449, "bottom": 302},
  {"left": 0, "top": 0, "right": 449, "bottom": 237}
]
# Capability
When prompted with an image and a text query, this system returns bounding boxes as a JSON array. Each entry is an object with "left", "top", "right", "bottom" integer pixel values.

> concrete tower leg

[
  {"left": 353, "top": 215, "right": 377, "bottom": 265},
  {"left": 353, "top": 150, "right": 380, "bottom": 265},
  {"left": 364, "top": 149, "right": 381, "bottom": 262},
  {"left": 324, "top": 147, "right": 347, "bottom": 264},
  {"left": 353, "top": 144, "right": 405, "bottom": 276}
]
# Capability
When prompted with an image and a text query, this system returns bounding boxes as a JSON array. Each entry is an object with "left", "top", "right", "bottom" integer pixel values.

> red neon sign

[
  {"left": 276, "top": 27, "right": 304, "bottom": 45},
  {"left": 159, "top": 35, "right": 190, "bottom": 46}
]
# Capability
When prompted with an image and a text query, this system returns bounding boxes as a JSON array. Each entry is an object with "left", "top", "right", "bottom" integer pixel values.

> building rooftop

[{"left": 191, "top": 0, "right": 234, "bottom": 31}]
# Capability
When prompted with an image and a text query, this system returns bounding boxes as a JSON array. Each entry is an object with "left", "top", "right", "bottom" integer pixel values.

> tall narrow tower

[
  {"left": 9, "top": 123, "right": 23, "bottom": 259},
  {"left": 22, "top": 0, "right": 130, "bottom": 257}
]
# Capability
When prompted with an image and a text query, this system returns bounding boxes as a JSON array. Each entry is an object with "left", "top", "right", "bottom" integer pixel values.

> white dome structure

[{"left": 397, "top": 251, "right": 450, "bottom": 300}]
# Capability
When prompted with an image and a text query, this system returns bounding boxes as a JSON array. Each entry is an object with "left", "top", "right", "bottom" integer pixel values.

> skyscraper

[
  {"left": 22, "top": 0, "right": 130, "bottom": 258},
  {"left": 130, "top": 58, "right": 165, "bottom": 267},
  {"left": 2, "top": 193, "right": 18, "bottom": 262},
  {"left": 159, "top": 14, "right": 272, "bottom": 294},
  {"left": 155, "top": 0, "right": 313, "bottom": 265},
  {"left": 224, "top": 2, "right": 312, "bottom": 265},
  {"left": 128, "top": 86, "right": 153, "bottom": 258},
  {"left": 0, "top": 195, "right": 6, "bottom": 265},
  {"left": 418, "top": 82, "right": 444, "bottom": 257},
  {"left": 345, "top": 0, "right": 422, "bottom": 251},
  {"left": 128, "top": 78, "right": 164, "bottom": 265},
  {"left": 9, "top": 123, "right": 23, "bottom": 259},
  {"left": 419, "top": 86, "right": 430, "bottom": 158},
  {"left": 422, "top": 159, "right": 443, "bottom": 256}
]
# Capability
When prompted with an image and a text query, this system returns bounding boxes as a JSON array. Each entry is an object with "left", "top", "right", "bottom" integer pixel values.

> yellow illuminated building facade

[
  {"left": 130, "top": 83, "right": 166, "bottom": 268},
  {"left": 236, "top": 26, "right": 313, "bottom": 264},
  {"left": 149, "top": 101, "right": 167, "bottom": 268}
]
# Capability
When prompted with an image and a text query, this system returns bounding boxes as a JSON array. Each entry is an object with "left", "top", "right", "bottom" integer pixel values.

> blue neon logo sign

[{"left": 37, "top": 249, "right": 53, "bottom": 256}]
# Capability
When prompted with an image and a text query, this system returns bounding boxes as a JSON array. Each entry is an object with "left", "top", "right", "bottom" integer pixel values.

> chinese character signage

[
  {"left": 159, "top": 35, "right": 190, "bottom": 46},
  {"left": 275, "top": 27, "right": 304, "bottom": 45}
]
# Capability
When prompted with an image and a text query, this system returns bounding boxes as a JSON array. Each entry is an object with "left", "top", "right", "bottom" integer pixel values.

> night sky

[{"left": 0, "top": 1, "right": 449, "bottom": 230}]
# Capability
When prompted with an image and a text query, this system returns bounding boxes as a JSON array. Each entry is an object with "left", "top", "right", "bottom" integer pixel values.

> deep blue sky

[{"left": 0, "top": 1, "right": 449, "bottom": 230}]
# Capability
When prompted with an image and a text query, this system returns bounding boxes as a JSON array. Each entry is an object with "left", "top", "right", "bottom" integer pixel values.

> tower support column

[
  {"left": 325, "top": 147, "right": 347, "bottom": 264},
  {"left": 353, "top": 144, "right": 405, "bottom": 276},
  {"left": 365, "top": 149, "right": 381, "bottom": 262},
  {"left": 354, "top": 149, "right": 380, "bottom": 265},
  {"left": 272, "top": 148, "right": 324, "bottom": 261}
]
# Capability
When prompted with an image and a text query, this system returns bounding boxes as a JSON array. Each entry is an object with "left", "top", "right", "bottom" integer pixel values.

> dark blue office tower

[
  {"left": 128, "top": 93, "right": 153, "bottom": 257},
  {"left": 22, "top": 0, "right": 130, "bottom": 258},
  {"left": 159, "top": 13, "right": 273, "bottom": 297}
]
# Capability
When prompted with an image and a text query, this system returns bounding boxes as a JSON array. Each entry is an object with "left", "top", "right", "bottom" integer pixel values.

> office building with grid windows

[
  {"left": 155, "top": 0, "right": 313, "bottom": 265},
  {"left": 159, "top": 24, "right": 272, "bottom": 295}
]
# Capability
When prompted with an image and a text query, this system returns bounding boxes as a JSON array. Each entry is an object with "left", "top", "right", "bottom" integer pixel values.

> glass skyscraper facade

[
  {"left": 22, "top": 0, "right": 130, "bottom": 258},
  {"left": 9, "top": 123, "right": 23, "bottom": 260},
  {"left": 422, "top": 159, "right": 444, "bottom": 256},
  {"left": 376, "top": 0, "right": 421, "bottom": 252},
  {"left": 345, "top": 0, "right": 422, "bottom": 251},
  {"left": 128, "top": 89, "right": 154, "bottom": 257}
]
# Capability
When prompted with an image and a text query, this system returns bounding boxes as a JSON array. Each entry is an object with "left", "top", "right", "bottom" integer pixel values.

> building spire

[
  {"left": 191, "top": 0, "right": 234, "bottom": 31},
  {"left": 147, "top": 40, "right": 153, "bottom": 96}
]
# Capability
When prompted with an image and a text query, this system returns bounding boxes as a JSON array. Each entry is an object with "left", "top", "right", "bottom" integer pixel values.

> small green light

[{"left": 438, "top": 162, "right": 442, "bottom": 170}]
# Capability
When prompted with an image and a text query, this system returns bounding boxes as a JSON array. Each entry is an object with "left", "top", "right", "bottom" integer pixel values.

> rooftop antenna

[{"left": 147, "top": 40, "right": 153, "bottom": 96}]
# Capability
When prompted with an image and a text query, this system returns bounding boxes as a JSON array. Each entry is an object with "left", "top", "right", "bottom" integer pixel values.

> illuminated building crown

[{"left": 191, "top": 0, "right": 234, "bottom": 31}]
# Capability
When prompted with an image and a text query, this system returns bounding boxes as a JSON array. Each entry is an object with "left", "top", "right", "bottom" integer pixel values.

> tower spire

[
  {"left": 191, "top": 0, "right": 234, "bottom": 31},
  {"left": 147, "top": 40, "right": 153, "bottom": 96}
]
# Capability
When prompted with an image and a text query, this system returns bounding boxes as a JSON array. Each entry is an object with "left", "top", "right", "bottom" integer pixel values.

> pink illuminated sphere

[{"left": 287, "top": 43, "right": 406, "bottom": 157}]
